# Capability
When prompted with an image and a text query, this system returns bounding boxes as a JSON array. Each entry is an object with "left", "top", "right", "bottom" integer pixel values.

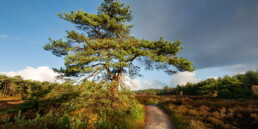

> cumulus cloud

[
  {"left": 171, "top": 72, "right": 201, "bottom": 86},
  {"left": 121, "top": 75, "right": 142, "bottom": 90},
  {"left": 1, "top": 66, "right": 60, "bottom": 83},
  {"left": 121, "top": 75, "right": 167, "bottom": 90},
  {"left": 142, "top": 80, "right": 167, "bottom": 89}
]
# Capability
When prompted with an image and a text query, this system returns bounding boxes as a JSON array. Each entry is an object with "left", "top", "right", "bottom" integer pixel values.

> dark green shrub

[{"left": 217, "top": 88, "right": 252, "bottom": 99}]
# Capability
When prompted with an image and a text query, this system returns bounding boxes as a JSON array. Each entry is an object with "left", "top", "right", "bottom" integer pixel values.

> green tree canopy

[{"left": 44, "top": 0, "right": 195, "bottom": 96}]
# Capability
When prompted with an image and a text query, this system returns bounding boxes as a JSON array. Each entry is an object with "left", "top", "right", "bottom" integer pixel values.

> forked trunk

[{"left": 110, "top": 70, "right": 122, "bottom": 100}]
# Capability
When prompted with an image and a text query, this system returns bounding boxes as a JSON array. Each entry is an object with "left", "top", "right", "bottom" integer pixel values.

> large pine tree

[{"left": 44, "top": 0, "right": 195, "bottom": 97}]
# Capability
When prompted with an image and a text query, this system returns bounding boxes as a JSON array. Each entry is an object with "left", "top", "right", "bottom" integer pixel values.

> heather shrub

[
  {"left": 152, "top": 95, "right": 258, "bottom": 129},
  {"left": 0, "top": 79, "right": 144, "bottom": 129}
]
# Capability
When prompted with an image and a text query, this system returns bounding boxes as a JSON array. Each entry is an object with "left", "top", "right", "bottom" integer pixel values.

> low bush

[
  {"left": 0, "top": 76, "right": 145, "bottom": 129},
  {"left": 217, "top": 88, "right": 252, "bottom": 99}
]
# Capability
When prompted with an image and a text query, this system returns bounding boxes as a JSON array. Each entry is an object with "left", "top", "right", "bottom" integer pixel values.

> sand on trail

[{"left": 144, "top": 104, "right": 174, "bottom": 129}]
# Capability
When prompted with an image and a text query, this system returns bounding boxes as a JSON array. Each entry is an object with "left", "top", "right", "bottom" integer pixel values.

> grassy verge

[
  {"left": 158, "top": 103, "right": 191, "bottom": 129},
  {"left": 125, "top": 104, "right": 145, "bottom": 129},
  {"left": 135, "top": 95, "right": 168, "bottom": 105}
]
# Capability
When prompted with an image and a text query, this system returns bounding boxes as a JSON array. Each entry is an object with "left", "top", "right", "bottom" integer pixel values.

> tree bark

[{"left": 115, "top": 67, "right": 123, "bottom": 97}]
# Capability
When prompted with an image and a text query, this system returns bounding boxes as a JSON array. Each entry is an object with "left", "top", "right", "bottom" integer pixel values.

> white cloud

[
  {"left": 143, "top": 80, "right": 167, "bottom": 89},
  {"left": 121, "top": 75, "right": 167, "bottom": 90},
  {"left": 0, "top": 34, "right": 8, "bottom": 39},
  {"left": 1, "top": 66, "right": 60, "bottom": 83},
  {"left": 121, "top": 75, "right": 142, "bottom": 90},
  {"left": 171, "top": 72, "right": 201, "bottom": 86}
]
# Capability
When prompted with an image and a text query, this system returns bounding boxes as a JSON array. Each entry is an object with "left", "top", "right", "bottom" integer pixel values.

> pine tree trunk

[
  {"left": 114, "top": 68, "right": 122, "bottom": 98},
  {"left": 109, "top": 70, "right": 122, "bottom": 108}
]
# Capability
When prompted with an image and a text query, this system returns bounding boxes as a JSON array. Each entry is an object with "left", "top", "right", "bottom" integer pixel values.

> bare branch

[
  {"left": 91, "top": 63, "right": 105, "bottom": 67},
  {"left": 81, "top": 68, "right": 104, "bottom": 82},
  {"left": 126, "top": 54, "right": 139, "bottom": 62}
]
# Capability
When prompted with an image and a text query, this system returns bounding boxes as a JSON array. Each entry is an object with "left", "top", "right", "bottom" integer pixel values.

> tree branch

[
  {"left": 81, "top": 68, "right": 104, "bottom": 82},
  {"left": 126, "top": 54, "right": 139, "bottom": 62},
  {"left": 91, "top": 63, "right": 105, "bottom": 67},
  {"left": 105, "top": 66, "right": 115, "bottom": 78}
]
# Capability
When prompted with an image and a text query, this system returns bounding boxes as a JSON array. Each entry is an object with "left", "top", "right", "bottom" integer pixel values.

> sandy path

[{"left": 144, "top": 104, "right": 174, "bottom": 129}]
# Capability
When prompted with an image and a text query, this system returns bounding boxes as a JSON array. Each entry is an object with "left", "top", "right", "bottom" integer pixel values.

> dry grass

[
  {"left": 0, "top": 96, "right": 21, "bottom": 101},
  {"left": 135, "top": 95, "right": 171, "bottom": 105},
  {"left": 0, "top": 96, "right": 23, "bottom": 112}
]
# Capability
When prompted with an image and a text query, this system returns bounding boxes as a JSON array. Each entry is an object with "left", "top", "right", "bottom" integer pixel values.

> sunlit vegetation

[
  {"left": 0, "top": 75, "right": 145, "bottom": 128},
  {"left": 135, "top": 95, "right": 163, "bottom": 105}
]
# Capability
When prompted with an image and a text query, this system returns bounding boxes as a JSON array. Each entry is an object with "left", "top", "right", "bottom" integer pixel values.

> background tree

[
  {"left": 244, "top": 70, "right": 257, "bottom": 89},
  {"left": 44, "top": 0, "right": 195, "bottom": 98}
]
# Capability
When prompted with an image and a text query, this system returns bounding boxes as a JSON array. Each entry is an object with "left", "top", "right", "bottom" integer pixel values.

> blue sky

[
  {"left": 0, "top": 0, "right": 102, "bottom": 71},
  {"left": 0, "top": 0, "right": 257, "bottom": 89}
]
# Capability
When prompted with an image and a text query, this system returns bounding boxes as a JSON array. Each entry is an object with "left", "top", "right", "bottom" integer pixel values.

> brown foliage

[{"left": 139, "top": 95, "right": 258, "bottom": 129}]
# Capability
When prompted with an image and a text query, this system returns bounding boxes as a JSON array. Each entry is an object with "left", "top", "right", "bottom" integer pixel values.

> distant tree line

[
  {"left": 0, "top": 74, "right": 57, "bottom": 97},
  {"left": 135, "top": 86, "right": 173, "bottom": 95},
  {"left": 136, "top": 70, "right": 258, "bottom": 99},
  {"left": 135, "top": 89, "right": 163, "bottom": 95}
]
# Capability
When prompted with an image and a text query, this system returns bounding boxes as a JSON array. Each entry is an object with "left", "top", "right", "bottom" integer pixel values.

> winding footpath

[{"left": 144, "top": 104, "right": 174, "bottom": 129}]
